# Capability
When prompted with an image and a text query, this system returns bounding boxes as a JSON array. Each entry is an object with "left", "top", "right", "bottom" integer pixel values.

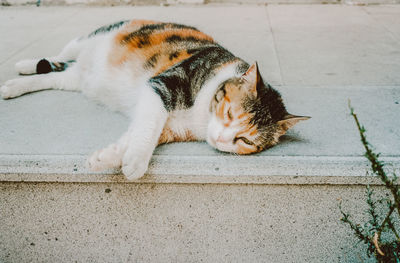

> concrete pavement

[
  {"left": 1, "top": 4, "right": 400, "bottom": 262},
  {"left": 1, "top": 5, "right": 399, "bottom": 182}
]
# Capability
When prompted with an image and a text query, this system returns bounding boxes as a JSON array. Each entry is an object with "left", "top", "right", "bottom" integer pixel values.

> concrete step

[
  {"left": 4, "top": 0, "right": 400, "bottom": 6},
  {"left": 1, "top": 4, "right": 400, "bottom": 263}
]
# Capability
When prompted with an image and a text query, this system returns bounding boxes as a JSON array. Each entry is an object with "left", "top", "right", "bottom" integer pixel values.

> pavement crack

[
  {"left": 264, "top": 6, "right": 284, "bottom": 86},
  {"left": 361, "top": 6, "right": 400, "bottom": 43}
]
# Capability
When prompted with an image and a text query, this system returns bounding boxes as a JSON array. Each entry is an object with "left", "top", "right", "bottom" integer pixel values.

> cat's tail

[{"left": 36, "top": 59, "right": 76, "bottom": 74}]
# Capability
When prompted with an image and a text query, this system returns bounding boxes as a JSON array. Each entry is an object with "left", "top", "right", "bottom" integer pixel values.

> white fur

[
  {"left": 201, "top": 64, "right": 243, "bottom": 153},
  {"left": 14, "top": 38, "right": 85, "bottom": 76},
  {"left": 0, "top": 29, "right": 241, "bottom": 180},
  {"left": 15, "top": 59, "right": 39, "bottom": 75},
  {"left": 206, "top": 115, "right": 241, "bottom": 153},
  {"left": 121, "top": 87, "right": 168, "bottom": 180},
  {"left": 1, "top": 66, "right": 80, "bottom": 99}
]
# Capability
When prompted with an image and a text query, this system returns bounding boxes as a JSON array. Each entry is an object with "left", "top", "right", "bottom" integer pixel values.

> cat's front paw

[
  {"left": 121, "top": 152, "right": 150, "bottom": 180},
  {"left": 87, "top": 144, "right": 122, "bottom": 171}
]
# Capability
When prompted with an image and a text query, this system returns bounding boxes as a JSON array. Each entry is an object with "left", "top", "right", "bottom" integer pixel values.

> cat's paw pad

[
  {"left": 15, "top": 59, "right": 38, "bottom": 75},
  {"left": 121, "top": 154, "right": 149, "bottom": 180},
  {"left": 87, "top": 145, "right": 122, "bottom": 171},
  {"left": 1, "top": 79, "right": 23, "bottom": 99}
]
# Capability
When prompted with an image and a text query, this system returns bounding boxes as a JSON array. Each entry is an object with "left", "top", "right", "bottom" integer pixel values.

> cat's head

[{"left": 207, "top": 62, "right": 310, "bottom": 154}]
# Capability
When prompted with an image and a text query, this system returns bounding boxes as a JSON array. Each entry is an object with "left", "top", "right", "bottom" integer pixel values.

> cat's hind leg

[
  {"left": 1, "top": 65, "right": 80, "bottom": 99},
  {"left": 15, "top": 38, "right": 83, "bottom": 75}
]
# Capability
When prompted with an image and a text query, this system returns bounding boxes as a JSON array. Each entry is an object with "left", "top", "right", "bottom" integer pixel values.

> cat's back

[
  {"left": 82, "top": 20, "right": 246, "bottom": 114},
  {"left": 108, "top": 20, "right": 218, "bottom": 76}
]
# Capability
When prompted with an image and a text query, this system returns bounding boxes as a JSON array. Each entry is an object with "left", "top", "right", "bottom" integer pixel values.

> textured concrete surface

[
  {"left": 1, "top": 5, "right": 400, "bottom": 183},
  {"left": 0, "top": 182, "right": 388, "bottom": 262},
  {"left": 1, "top": 5, "right": 400, "bottom": 262},
  {"left": 4, "top": 0, "right": 400, "bottom": 5},
  {"left": 3, "top": 86, "right": 400, "bottom": 157},
  {"left": 267, "top": 5, "right": 400, "bottom": 86}
]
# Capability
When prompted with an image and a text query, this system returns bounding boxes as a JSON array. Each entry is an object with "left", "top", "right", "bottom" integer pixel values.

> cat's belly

[
  {"left": 158, "top": 109, "right": 208, "bottom": 145},
  {"left": 82, "top": 68, "right": 146, "bottom": 115},
  {"left": 78, "top": 40, "right": 149, "bottom": 115}
]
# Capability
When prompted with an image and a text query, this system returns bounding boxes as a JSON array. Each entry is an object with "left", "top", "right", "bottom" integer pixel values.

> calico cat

[{"left": 1, "top": 20, "right": 310, "bottom": 180}]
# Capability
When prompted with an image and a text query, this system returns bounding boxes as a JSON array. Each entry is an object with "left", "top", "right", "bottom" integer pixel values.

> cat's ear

[
  {"left": 242, "top": 62, "right": 262, "bottom": 95},
  {"left": 277, "top": 114, "right": 311, "bottom": 132}
]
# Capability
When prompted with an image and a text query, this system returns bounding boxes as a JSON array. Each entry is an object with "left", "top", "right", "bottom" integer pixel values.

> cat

[{"left": 0, "top": 20, "right": 310, "bottom": 180}]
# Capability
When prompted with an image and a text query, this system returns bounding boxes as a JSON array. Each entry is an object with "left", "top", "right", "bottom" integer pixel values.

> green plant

[{"left": 339, "top": 103, "right": 400, "bottom": 262}]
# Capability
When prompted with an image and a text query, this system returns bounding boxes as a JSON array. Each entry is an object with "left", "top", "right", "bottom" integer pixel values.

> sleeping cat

[{"left": 1, "top": 20, "right": 309, "bottom": 180}]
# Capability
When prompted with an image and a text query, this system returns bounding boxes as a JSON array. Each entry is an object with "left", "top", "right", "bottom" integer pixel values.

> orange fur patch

[
  {"left": 109, "top": 21, "right": 215, "bottom": 75},
  {"left": 141, "top": 28, "right": 214, "bottom": 48},
  {"left": 249, "top": 128, "right": 258, "bottom": 136},
  {"left": 128, "top": 20, "right": 158, "bottom": 29},
  {"left": 153, "top": 50, "right": 192, "bottom": 76},
  {"left": 158, "top": 126, "right": 197, "bottom": 145},
  {"left": 237, "top": 112, "right": 247, "bottom": 120},
  {"left": 237, "top": 141, "right": 258, "bottom": 154},
  {"left": 236, "top": 124, "right": 256, "bottom": 138},
  {"left": 216, "top": 100, "right": 226, "bottom": 120}
]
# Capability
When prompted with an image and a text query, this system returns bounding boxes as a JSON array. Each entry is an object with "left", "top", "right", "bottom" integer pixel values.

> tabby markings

[
  {"left": 144, "top": 54, "right": 159, "bottom": 70},
  {"left": 110, "top": 21, "right": 215, "bottom": 75}
]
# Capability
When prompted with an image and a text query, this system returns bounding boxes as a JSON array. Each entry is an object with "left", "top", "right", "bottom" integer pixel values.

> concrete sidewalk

[
  {"left": 1, "top": 4, "right": 400, "bottom": 181},
  {"left": 1, "top": 4, "right": 400, "bottom": 263}
]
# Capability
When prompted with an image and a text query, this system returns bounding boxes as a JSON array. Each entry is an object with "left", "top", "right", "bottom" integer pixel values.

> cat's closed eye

[
  {"left": 215, "top": 88, "right": 225, "bottom": 102},
  {"left": 234, "top": 137, "right": 254, "bottom": 145},
  {"left": 227, "top": 108, "right": 233, "bottom": 120}
]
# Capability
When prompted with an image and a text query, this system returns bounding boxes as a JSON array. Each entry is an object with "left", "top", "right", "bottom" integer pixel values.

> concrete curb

[
  {"left": 1, "top": 154, "right": 399, "bottom": 184},
  {"left": 3, "top": 0, "right": 400, "bottom": 6}
]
